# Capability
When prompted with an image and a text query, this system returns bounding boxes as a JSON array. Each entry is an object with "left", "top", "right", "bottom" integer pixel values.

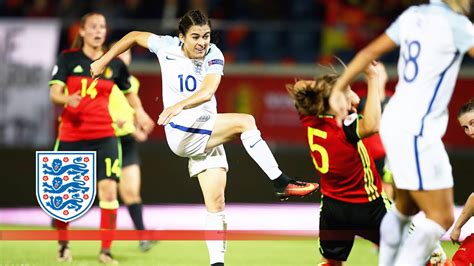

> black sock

[
  {"left": 271, "top": 173, "right": 292, "bottom": 189},
  {"left": 127, "top": 203, "right": 145, "bottom": 230},
  {"left": 211, "top": 263, "right": 224, "bottom": 266}
]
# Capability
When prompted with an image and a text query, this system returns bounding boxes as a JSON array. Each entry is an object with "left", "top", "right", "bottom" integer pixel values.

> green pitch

[{"left": 0, "top": 225, "right": 459, "bottom": 265}]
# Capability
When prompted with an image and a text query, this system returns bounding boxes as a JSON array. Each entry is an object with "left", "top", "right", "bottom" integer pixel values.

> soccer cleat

[
  {"left": 57, "top": 245, "right": 72, "bottom": 262},
  {"left": 427, "top": 250, "right": 447, "bottom": 266},
  {"left": 99, "top": 251, "right": 119, "bottom": 265},
  {"left": 275, "top": 180, "right": 319, "bottom": 200},
  {"left": 139, "top": 240, "right": 157, "bottom": 252}
]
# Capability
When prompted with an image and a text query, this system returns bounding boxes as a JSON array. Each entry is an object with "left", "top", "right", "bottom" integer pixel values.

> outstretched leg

[{"left": 207, "top": 113, "right": 318, "bottom": 199}]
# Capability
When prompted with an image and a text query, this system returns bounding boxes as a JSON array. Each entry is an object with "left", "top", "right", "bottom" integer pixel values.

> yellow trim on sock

[{"left": 99, "top": 200, "right": 119, "bottom": 210}]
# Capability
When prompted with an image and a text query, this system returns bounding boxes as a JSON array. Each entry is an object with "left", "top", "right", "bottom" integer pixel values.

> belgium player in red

[
  {"left": 287, "top": 62, "right": 390, "bottom": 266},
  {"left": 49, "top": 12, "right": 154, "bottom": 264}
]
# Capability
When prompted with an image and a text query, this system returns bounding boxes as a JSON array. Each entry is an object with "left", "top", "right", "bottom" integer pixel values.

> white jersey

[
  {"left": 383, "top": 1, "right": 474, "bottom": 138},
  {"left": 147, "top": 34, "right": 224, "bottom": 118}
]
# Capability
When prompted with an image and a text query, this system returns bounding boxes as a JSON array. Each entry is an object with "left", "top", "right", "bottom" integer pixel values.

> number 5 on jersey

[{"left": 308, "top": 127, "right": 329, "bottom": 174}]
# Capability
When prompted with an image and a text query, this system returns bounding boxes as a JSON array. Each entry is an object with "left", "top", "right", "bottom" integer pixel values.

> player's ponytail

[
  {"left": 286, "top": 74, "right": 338, "bottom": 116},
  {"left": 443, "top": 0, "right": 471, "bottom": 14}
]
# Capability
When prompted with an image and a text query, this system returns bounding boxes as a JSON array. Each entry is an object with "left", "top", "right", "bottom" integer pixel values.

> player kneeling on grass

[{"left": 287, "top": 61, "right": 390, "bottom": 266}]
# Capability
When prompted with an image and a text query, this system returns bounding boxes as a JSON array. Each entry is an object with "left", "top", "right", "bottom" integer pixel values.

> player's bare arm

[
  {"left": 49, "top": 83, "right": 81, "bottom": 107},
  {"left": 330, "top": 34, "right": 397, "bottom": 122},
  {"left": 357, "top": 61, "right": 382, "bottom": 139},
  {"left": 468, "top": 45, "right": 474, "bottom": 58},
  {"left": 157, "top": 73, "right": 221, "bottom": 125},
  {"left": 451, "top": 193, "right": 474, "bottom": 244},
  {"left": 90, "top": 31, "right": 152, "bottom": 78}
]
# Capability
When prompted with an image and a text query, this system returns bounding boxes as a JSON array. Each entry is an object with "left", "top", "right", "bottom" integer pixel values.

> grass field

[{"left": 0, "top": 225, "right": 460, "bottom": 265}]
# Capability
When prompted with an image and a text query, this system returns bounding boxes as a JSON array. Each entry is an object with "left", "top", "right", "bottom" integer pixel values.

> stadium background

[{"left": 0, "top": 0, "right": 473, "bottom": 207}]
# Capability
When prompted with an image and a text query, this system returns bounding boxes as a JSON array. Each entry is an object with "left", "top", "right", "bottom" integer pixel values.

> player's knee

[
  {"left": 205, "top": 194, "right": 225, "bottom": 212},
  {"left": 119, "top": 189, "right": 140, "bottom": 204},
  {"left": 428, "top": 213, "right": 454, "bottom": 231},
  {"left": 238, "top": 114, "right": 256, "bottom": 132},
  {"left": 98, "top": 180, "right": 117, "bottom": 201},
  {"left": 438, "top": 215, "right": 454, "bottom": 231}
]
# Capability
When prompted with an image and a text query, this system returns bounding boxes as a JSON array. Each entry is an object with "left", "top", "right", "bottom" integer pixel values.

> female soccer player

[
  {"left": 287, "top": 61, "right": 389, "bottom": 265},
  {"left": 90, "top": 9, "right": 318, "bottom": 266},
  {"left": 49, "top": 12, "right": 154, "bottom": 264},
  {"left": 327, "top": 0, "right": 474, "bottom": 264}
]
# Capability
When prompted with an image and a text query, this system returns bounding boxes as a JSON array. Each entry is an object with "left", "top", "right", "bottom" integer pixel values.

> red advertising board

[{"left": 136, "top": 73, "right": 474, "bottom": 149}]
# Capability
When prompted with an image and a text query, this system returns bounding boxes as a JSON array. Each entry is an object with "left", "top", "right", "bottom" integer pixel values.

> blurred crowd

[{"left": 2, "top": 0, "right": 465, "bottom": 64}]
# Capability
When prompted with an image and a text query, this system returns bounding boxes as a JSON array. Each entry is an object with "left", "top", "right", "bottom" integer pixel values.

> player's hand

[
  {"left": 132, "top": 128, "right": 148, "bottom": 142},
  {"left": 134, "top": 108, "right": 155, "bottom": 135},
  {"left": 90, "top": 58, "right": 106, "bottom": 79},
  {"left": 450, "top": 228, "right": 462, "bottom": 244},
  {"left": 363, "top": 60, "right": 380, "bottom": 79},
  {"left": 67, "top": 90, "right": 82, "bottom": 107},
  {"left": 158, "top": 104, "right": 183, "bottom": 125}
]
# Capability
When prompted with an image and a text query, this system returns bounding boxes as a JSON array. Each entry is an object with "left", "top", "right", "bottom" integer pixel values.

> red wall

[{"left": 136, "top": 73, "right": 474, "bottom": 149}]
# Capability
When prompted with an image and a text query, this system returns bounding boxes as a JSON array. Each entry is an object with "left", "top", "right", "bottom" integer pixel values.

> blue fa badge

[{"left": 36, "top": 151, "right": 96, "bottom": 222}]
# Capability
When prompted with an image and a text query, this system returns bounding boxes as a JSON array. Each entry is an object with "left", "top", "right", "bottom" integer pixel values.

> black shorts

[
  {"left": 119, "top": 134, "right": 140, "bottom": 167},
  {"left": 319, "top": 195, "right": 389, "bottom": 261},
  {"left": 55, "top": 137, "right": 121, "bottom": 181}
]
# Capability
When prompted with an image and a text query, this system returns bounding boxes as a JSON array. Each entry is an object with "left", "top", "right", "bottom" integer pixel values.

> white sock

[
  {"left": 205, "top": 211, "right": 226, "bottom": 264},
  {"left": 241, "top": 129, "right": 282, "bottom": 180},
  {"left": 394, "top": 218, "right": 445, "bottom": 265},
  {"left": 379, "top": 206, "right": 412, "bottom": 266},
  {"left": 427, "top": 241, "right": 447, "bottom": 264}
]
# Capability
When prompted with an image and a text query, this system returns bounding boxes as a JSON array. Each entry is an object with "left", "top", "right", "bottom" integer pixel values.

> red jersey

[
  {"left": 301, "top": 113, "right": 383, "bottom": 203},
  {"left": 49, "top": 49, "right": 131, "bottom": 141},
  {"left": 452, "top": 233, "right": 474, "bottom": 265}
]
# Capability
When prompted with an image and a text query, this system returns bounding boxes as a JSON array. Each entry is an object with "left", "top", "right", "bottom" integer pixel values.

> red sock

[
  {"left": 100, "top": 208, "right": 117, "bottom": 250},
  {"left": 55, "top": 219, "right": 69, "bottom": 246}
]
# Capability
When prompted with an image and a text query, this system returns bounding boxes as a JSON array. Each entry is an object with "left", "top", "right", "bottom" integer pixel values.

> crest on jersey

[
  {"left": 104, "top": 67, "right": 113, "bottom": 79},
  {"left": 192, "top": 60, "right": 203, "bottom": 75},
  {"left": 36, "top": 151, "right": 96, "bottom": 222}
]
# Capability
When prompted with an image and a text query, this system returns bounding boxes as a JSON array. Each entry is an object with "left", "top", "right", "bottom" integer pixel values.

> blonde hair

[
  {"left": 443, "top": 0, "right": 471, "bottom": 14},
  {"left": 286, "top": 74, "right": 339, "bottom": 116}
]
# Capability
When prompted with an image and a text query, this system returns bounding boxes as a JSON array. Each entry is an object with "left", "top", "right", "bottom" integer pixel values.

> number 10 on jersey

[{"left": 178, "top": 74, "right": 197, "bottom": 92}]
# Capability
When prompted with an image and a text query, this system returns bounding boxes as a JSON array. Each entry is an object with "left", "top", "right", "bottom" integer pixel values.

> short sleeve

[
  {"left": 342, "top": 113, "right": 362, "bottom": 144},
  {"left": 452, "top": 18, "right": 474, "bottom": 54},
  {"left": 204, "top": 44, "right": 224, "bottom": 76},
  {"left": 127, "top": 75, "right": 140, "bottom": 94},
  {"left": 385, "top": 17, "right": 401, "bottom": 45},
  {"left": 49, "top": 52, "right": 69, "bottom": 87},
  {"left": 148, "top": 34, "right": 180, "bottom": 55},
  {"left": 114, "top": 60, "right": 132, "bottom": 92}
]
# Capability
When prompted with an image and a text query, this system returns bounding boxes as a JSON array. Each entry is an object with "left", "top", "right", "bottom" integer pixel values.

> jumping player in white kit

[
  {"left": 327, "top": 0, "right": 474, "bottom": 264},
  {"left": 90, "top": 9, "right": 318, "bottom": 266}
]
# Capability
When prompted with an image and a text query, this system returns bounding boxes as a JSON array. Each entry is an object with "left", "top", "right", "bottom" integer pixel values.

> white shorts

[
  {"left": 188, "top": 144, "right": 228, "bottom": 177},
  {"left": 380, "top": 129, "right": 453, "bottom": 191},
  {"left": 164, "top": 111, "right": 228, "bottom": 177}
]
